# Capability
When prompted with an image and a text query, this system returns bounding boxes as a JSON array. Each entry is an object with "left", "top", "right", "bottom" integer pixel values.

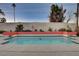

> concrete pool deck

[
  {"left": 0, "top": 34, "right": 79, "bottom": 56},
  {"left": 0, "top": 44, "right": 79, "bottom": 56}
]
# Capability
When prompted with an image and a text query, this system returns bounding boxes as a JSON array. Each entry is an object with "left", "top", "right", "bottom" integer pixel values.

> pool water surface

[{"left": 5, "top": 36, "right": 75, "bottom": 45}]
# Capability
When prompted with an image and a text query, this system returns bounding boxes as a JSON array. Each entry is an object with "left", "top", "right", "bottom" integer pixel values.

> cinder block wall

[{"left": 0, "top": 22, "right": 76, "bottom": 32}]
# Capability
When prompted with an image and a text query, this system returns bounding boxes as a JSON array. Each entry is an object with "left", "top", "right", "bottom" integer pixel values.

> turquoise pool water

[{"left": 5, "top": 36, "right": 75, "bottom": 45}]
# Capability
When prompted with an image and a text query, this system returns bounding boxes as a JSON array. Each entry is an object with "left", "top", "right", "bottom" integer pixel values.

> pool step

[
  {"left": 72, "top": 41, "right": 79, "bottom": 44},
  {"left": 1, "top": 41, "right": 10, "bottom": 45},
  {"left": 71, "top": 39, "right": 79, "bottom": 44},
  {"left": 4, "top": 37, "right": 14, "bottom": 40}
]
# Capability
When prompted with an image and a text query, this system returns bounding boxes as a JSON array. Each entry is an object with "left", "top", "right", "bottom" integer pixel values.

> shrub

[
  {"left": 23, "top": 30, "right": 32, "bottom": 32},
  {"left": 77, "top": 32, "right": 79, "bottom": 36},
  {"left": 58, "top": 28, "right": 66, "bottom": 31},
  {"left": 48, "top": 28, "right": 52, "bottom": 32},
  {"left": 66, "top": 25, "right": 72, "bottom": 32},
  {"left": 34, "top": 29, "right": 38, "bottom": 32},
  {"left": 15, "top": 24, "right": 24, "bottom": 32},
  {"left": 58, "top": 28, "right": 72, "bottom": 32},
  {"left": 66, "top": 29, "right": 72, "bottom": 32},
  {"left": 0, "top": 30, "right": 6, "bottom": 34},
  {"left": 39, "top": 29, "right": 44, "bottom": 32},
  {"left": 76, "top": 27, "right": 79, "bottom": 36}
]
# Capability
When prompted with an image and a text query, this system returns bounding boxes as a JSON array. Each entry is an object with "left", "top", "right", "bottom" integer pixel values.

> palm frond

[
  {"left": 12, "top": 3, "right": 16, "bottom": 7},
  {"left": 0, "top": 9, "right": 5, "bottom": 16}
]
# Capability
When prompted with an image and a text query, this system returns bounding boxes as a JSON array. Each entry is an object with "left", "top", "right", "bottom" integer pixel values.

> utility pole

[
  {"left": 77, "top": 3, "right": 79, "bottom": 30},
  {"left": 76, "top": 3, "right": 79, "bottom": 32}
]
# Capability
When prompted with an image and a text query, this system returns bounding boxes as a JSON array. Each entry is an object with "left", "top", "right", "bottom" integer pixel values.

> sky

[{"left": 0, "top": 3, "right": 77, "bottom": 23}]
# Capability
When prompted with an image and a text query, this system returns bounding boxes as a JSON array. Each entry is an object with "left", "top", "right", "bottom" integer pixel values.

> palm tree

[
  {"left": 0, "top": 9, "right": 6, "bottom": 23},
  {"left": 49, "top": 4, "right": 66, "bottom": 22},
  {"left": 0, "top": 9, "right": 5, "bottom": 16},
  {"left": 12, "top": 3, "right": 16, "bottom": 22},
  {"left": 1, "top": 18, "right": 6, "bottom": 23}
]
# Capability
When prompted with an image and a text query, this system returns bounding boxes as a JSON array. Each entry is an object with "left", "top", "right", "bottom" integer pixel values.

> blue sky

[{"left": 0, "top": 3, "right": 77, "bottom": 22}]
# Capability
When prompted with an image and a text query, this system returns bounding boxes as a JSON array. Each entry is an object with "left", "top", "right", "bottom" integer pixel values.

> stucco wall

[{"left": 0, "top": 22, "right": 76, "bottom": 32}]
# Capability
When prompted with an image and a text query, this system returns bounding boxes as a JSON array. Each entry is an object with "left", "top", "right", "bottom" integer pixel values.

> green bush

[
  {"left": 48, "top": 28, "right": 52, "bottom": 32},
  {"left": 34, "top": 29, "right": 38, "bottom": 32},
  {"left": 66, "top": 29, "right": 72, "bottom": 32},
  {"left": 39, "top": 29, "right": 44, "bottom": 32},
  {"left": 77, "top": 33, "right": 79, "bottom": 36},
  {"left": 0, "top": 30, "right": 6, "bottom": 34},
  {"left": 58, "top": 28, "right": 66, "bottom": 31},
  {"left": 15, "top": 24, "right": 24, "bottom": 32},
  {"left": 58, "top": 28, "right": 72, "bottom": 32},
  {"left": 75, "top": 27, "right": 79, "bottom": 36}
]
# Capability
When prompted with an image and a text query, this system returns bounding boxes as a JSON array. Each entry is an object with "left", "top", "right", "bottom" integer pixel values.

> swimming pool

[{"left": 3, "top": 36, "right": 75, "bottom": 45}]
